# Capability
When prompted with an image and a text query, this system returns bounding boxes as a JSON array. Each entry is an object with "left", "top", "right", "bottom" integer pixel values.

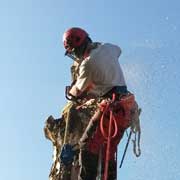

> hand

[
  {"left": 65, "top": 86, "right": 81, "bottom": 104},
  {"left": 69, "top": 85, "right": 82, "bottom": 97},
  {"left": 65, "top": 86, "right": 75, "bottom": 100}
]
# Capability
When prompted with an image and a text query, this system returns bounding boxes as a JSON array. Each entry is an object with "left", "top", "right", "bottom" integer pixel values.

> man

[{"left": 63, "top": 27, "right": 136, "bottom": 180}]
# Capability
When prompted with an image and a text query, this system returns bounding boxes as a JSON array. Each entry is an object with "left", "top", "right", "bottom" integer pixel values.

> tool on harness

[
  {"left": 119, "top": 129, "right": 132, "bottom": 168},
  {"left": 60, "top": 144, "right": 76, "bottom": 166}
]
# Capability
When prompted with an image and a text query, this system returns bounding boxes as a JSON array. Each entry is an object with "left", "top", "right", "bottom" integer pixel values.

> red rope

[
  {"left": 100, "top": 106, "right": 118, "bottom": 140},
  {"left": 100, "top": 94, "right": 118, "bottom": 180}
]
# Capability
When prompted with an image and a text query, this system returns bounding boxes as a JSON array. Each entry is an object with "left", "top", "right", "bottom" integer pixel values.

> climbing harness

[{"left": 99, "top": 93, "right": 141, "bottom": 179}]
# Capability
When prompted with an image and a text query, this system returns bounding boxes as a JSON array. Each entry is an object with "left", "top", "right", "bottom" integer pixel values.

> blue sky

[{"left": 0, "top": 0, "right": 180, "bottom": 179}]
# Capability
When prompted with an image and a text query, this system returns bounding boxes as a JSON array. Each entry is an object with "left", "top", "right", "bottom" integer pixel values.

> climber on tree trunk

[{"left": 62, "top": 27, "right": 138, "bottom": 180}]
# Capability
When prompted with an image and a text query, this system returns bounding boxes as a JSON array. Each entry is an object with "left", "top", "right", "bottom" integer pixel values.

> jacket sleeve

[
  {"left": 113, "top": 44, "right": 122, "bottom": 58},
  {"left": 74, "top": 61, "right": 91, "bottom": 92},
  {"left": 117, "top": 46, "right": 122, "bottom": 58}
]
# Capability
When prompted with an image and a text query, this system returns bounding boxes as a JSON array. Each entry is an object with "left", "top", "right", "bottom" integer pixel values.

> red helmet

[{"left": 63, "top": 27, "right": 88, "bottom": 53}]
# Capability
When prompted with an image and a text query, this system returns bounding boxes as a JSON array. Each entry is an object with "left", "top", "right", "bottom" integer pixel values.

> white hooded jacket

[{"left": 75, "top": 43, "right": 126, "bottom": 97}]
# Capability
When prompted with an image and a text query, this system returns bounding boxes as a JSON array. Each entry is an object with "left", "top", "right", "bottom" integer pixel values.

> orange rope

[{"left": 100, "top": 94, "right": 118, "bottom": 180}]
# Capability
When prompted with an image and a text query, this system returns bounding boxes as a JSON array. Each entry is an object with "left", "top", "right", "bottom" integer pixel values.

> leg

[
  {"left": 78, "top": 150, "right": 98, "bottom": 180},
  {"left": 79, "top": 109, "right": 102, "bottom": 150},
  {"left": 78, "top": 109, "right": 102, "bottom": 180},
  {"left": 101, "top": 159, "right": 117, "bottom": 180}
]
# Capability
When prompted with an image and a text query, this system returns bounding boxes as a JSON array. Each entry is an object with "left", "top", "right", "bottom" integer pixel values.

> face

[
  {"left": 65, "top": 50, "right": 80, "bottom": 63},
  {"left": 64, "top": 35, "right": 89, "bottom": 61},
  {"left": 65, "top": 47, "right": 85, "bottom": 63}
]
